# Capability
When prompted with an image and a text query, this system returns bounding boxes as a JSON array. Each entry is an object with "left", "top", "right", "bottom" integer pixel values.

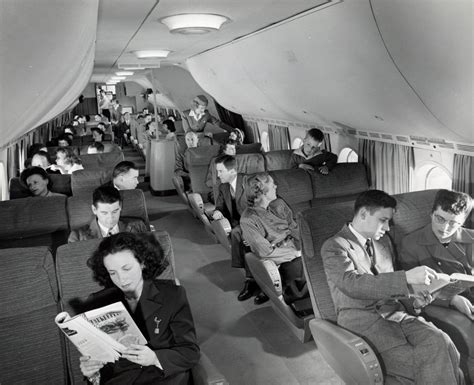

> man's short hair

[
  {"left": 193, "top": 95, "right": 208, "bottom": 107},
  {"left": 88, "top": 142, "right": 105, "bottom": 153},
  {"left": 113, "top": 161, "right": 137, "bottom": 179},
  {"left": 91, "top": 127, "right": 104, "bottom": 137},
  {"left": 431, "top": 189, "right": 472, "bottom": 216},
  {"left": 215, "top": 154, "right": 236, "bottom": 171},
  {"left": 57, "top": 134, "right": 72, "bottom": 146},
  {"left": 92, "top": 185, "right": 122, "bottom": 207},
  {"left": 354, "top": 190, "right": 397, "bottom": 215},
  {"left": 306, "top": 128, "right": 324, "bottom": 142}
]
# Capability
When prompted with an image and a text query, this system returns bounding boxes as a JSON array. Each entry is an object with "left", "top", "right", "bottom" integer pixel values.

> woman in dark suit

[{"left": 79, "top": 232, "right": 200, "bottom": 385}]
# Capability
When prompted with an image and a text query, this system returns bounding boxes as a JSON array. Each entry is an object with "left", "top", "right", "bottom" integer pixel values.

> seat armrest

[
  {"left": 203, "top": 203, "right": 215, "bottom": 217},
  {"left": 423, "top": 304, "right": 474, "bottom": 356},
  {"left": 245, "top": 252, "right": 281, "bottom": 296},
  {"left": 192, "top": 352, "right": 229, "bottom": 385},
  {"left": 211, "top": 219, "right": 232, "bottom": 252},
  {"left": 309, "top": 319, "right": 383, "bottom": 384},
  {"left": 188, "top": 193, "right": 205, "bottom": 216}
]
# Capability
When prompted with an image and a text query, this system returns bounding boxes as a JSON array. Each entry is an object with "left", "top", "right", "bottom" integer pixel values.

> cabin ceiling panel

[
  {"left": 371, "top": 0, "right": 473, "bottom": 142},
  {"left": 187, "top": 0, "right": 470, "bottom": 143},
  {"left": 0, "top": 0, "right": 98, "bottom": 149}
]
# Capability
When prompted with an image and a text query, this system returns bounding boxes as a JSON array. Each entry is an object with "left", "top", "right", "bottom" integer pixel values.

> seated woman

[
  {"left": 80, "top": 232, "right": 200, "bottom": 385},
  {"left": 51, "top": 147, "right": 84, "bottom": 174},
  {"left": 20, "top": 166, "right": 65, "bottom": 197},
  {"left": 162, "top": 119, "right": 176, "bottom": 140},
  {"left": 91, "top": 127, "right": 105, "bottom": 143},
  {"left": 30, "top": 151, "right": 61, "bottom": 174},
  {"left": 240, "top": 172, "right": 308, "bottom": 306}
]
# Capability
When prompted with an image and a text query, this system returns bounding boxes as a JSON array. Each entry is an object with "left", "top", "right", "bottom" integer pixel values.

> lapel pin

[{"left": 154, "top": 317, "right": 162, "bottom": 334}]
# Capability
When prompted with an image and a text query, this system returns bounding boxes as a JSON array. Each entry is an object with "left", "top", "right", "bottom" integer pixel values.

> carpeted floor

[{"left": 144, "top": 192, "right": 342, "bottom": 385}]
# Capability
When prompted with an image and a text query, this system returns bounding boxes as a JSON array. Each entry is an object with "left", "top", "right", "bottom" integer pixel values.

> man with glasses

[{"left": 400, "top": 189, "right": 473, "bottom": 320}]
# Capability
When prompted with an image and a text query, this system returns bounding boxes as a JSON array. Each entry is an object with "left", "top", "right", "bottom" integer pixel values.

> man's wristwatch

[{"left": 88, "top": 372, "right": 100, "bottom": 385}]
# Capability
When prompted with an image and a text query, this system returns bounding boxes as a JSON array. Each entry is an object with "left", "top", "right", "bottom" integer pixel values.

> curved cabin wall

[{"left": 183, "top": 0, "right": 472, "bottom": 144}]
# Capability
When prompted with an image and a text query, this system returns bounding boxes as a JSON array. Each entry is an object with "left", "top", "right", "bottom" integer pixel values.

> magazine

[
  {"left": 55, "top": 302, "right": 147, "bottom": 363},
  {"left": 411, "top": 272, "right": 474, "bottom": 300}
]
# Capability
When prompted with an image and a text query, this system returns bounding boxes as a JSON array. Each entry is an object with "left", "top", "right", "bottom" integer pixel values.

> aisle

[{"left": 145, "top": 193, "right": 342, "bottom": 385}]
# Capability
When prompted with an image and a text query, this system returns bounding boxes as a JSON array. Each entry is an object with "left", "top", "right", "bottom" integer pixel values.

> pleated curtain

[
  {"left": 358, "top": 139, "right": 414, "bottom": 194},
  {"left": 453, "top": 154, "right": 473, "bottom": 227},
  {"left": 268, "top": 124, "right": 290, "bottom": 151},
  {"left": 245, "top": 121, "right": 261, "bottom": 144}
]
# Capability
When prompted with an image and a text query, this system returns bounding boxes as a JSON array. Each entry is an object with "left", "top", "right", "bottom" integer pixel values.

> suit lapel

[
  {"left": 88, "top": 219, "right": 103, "bottom": 239},
  {"left": 222, "top": 184, "right": 233, "bottom": 218},
  {"left": 141, "top": 280, "right": 163, "bottom": 322},
  {"left": 339, "top": 225, "right": 375, "bottom": 274}
]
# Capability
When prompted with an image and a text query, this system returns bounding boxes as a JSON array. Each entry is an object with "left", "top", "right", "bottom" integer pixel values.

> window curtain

[
  {"left": 213, "top": 99, "right": 246, "bottom": 134},
  {"left": 358, "top": 139, "right": 414, "bottom": 194},
  {"left": 7, "top": 144, "right": 19, "bottom": 181},
  {"left": 453, "top": 154, "right": 473, "bottom": 227},
  {"left": 323, "top": 132, "right": 332, "bottom": 152},
  {"left": 245, "top": 120, "right": 260, "bottom": 143},
  {"left": 268, "top": 124, "right": 290, "bottom": 151}
]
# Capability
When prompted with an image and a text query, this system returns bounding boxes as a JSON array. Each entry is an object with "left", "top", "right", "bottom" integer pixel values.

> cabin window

[
  {"left": 0, "top": 162, "right": 7, "bottom": 201},
  {"left": 292, "top": 137, "right": 303, "bottom": 150},
  {"left": 338, "top": 147, "right": 358, "bottom": 163},
  {"left": 425, "top": 165, "right": 452, "bottom": 190},
  {"left": 260, "top": 131, "right": 270, "bottom": 152}
]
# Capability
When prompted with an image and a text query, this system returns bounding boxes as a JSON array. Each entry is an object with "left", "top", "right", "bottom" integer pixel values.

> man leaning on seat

[
  {"left": 68, "top": 185, "right": 147, "bottom": 243},
  {"left": 400, "top": 189, "right": 474, "bottom": 320},
  {"left": 321, "top": 189, "right": 464, "bottom": 384}
]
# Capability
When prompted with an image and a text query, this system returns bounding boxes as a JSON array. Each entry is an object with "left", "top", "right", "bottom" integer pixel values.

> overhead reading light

[
  {"left": 133, "top": 50, "right": 171, "bottom": 59},
  {"left": 159, "top": 13, "right": 230, "bottom": 35},
  {"left": 115, "top": 71, "right": 134, "bottom": 76}
]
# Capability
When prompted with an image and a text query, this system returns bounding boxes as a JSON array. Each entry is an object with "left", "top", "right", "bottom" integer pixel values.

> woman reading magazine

[{"left": 80, "top": 232, "right": 200, "bottom": 385}]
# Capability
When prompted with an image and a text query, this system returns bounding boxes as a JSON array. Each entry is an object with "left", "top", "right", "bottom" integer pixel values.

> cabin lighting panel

[
  {"left": 111, "top": 76, "right": 126, "bottom": 80},
  {"left": 159, "top": 14, "right": 230, "bottom": 34},
  {"left": 133, "top": 50, "right": 171, "bottom": 59},
  {"left": 115, "top": 71, "right": 134, "bottom": 76}
]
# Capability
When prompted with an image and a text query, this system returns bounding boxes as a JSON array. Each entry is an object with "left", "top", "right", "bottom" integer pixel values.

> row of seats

[
  {"left": 46, "top": 136, "right": 115, "bottom": 156},
  {"left": 299, "top": 189, "right": 474, "bottom": 383},
  {"left": 0, "top": 231, "right": 228, "bottom": 385},
  {"left": 0, "top": 189, "right": 149, "bottom": 250}
]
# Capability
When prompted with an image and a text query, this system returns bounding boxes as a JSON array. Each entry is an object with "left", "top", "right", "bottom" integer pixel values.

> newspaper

[
  {"left": 411, "top": 272, "right": 474, "bottom": 300},
  {"left": 55, "top": 302, "right": 146, "bottom": 363}
]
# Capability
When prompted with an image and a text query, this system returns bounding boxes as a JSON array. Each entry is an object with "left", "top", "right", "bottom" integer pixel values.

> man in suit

[
  {"left": 400, "top": 189, "right": 473, "bottom": 320},
  {"left": 117, "top": 112, "right": 139, "bottom": 144},
  {"left": 321, "top": 189, "right": 464, "bottom": 384},
  {"left": 211, "top": 155, "right": 268, "bottom": 304},
  {"left": 181, "top": 95, "right": 233, "bottom": 134},
  {"left": 68, "top": 185, "right": 147, "bottom": 242},
  {"left": 106, "top": 161, "right": 140, "bottom": 191}
]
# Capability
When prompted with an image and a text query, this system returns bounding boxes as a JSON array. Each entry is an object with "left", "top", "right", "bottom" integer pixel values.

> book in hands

[
  {"left": 411, "top": 272, "right": 474, "bottom": 301},
  {"left": 55, "top": 302, "right": 146, "bottom": 363}
]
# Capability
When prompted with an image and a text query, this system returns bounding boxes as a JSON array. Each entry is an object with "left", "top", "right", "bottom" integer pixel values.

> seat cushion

[
  {"left": 269, "top": 169, "right": 313, "bottom": 210},
  {"left": 264, "top": 150, "right": 293, "bottom": 171},
  {"left": 80, "top": 151, "right": 124, "bottom": 170}
]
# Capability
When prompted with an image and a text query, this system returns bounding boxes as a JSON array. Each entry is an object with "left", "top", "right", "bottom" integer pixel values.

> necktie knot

[{"left": 365, "top": 238, "right": 373, "bottom": 257}]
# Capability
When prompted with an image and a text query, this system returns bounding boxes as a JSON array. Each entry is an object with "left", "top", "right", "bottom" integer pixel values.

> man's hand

[
  {"left": 318, "top": 165, "right": 329, "bottom": 175},
  {"left": 406, "top": 266, "right": 439, "bottom": 285},
  {"left": 122, "top": 344, "right": 161, "bottom": 367},
  {"left": 298, "top": 164, "right": 314, "bottom": 171},
  {"left": 450, "top": 295, "right": 474, "bottom": 320},
  {"left": 212, "top": 210, "right": 224, "bottom": 220}
]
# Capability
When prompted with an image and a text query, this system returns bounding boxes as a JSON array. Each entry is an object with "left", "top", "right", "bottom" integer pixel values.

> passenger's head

[
  {"left": 245, "top": 172, "right": 277, "bottom": 207},
  {"left": 185, "top": 132, "right": 199, "bottom": 148},
  {"left": 91, "top": 185, "right": 122, "bottom": 230},
  {"left": 57, "top": 135, "right": 72, "bottom": 147},
  {"left": 91, "top": 127, "right": 104, "bottom": 142},
  {"left": 31, "top": 151, "right": 52, "bottom": 169},
  {"left": 167, "top": 114, "right": 176, "bottom": 122},
  {"left": 229, "top": 128, "right": 245, "bottom": 145},
  {"left": 142, "top": 108, "right": 149, "bottom": 115},
  {"left": 220, "top": 139, "right": 237, "bottom": 156},
  {"left": 215, "top": 155, "right": 237, "bottom": 184},
  {"left": 87, "top": 232, "right": 168, "bottom": 291},
  {"left": 56, "top": 147, "right": 82, "bottom": 170},
  {"left": 352, "top": 190, "right": 397, "bottom": 240},
  {"left": 123, "top": 112, "right": 131, "bottom": 122},
  {"left": 94, "top": 114, "right": 102, "bottom": 122},
  {"left": 302, "top": 128, "right": 324, "bottom": 157},
  {"left": 162, "top": 119, "right": 175, "bottom": 133},
  {"left": 192, "top": 95, "right": 208, "bottom": 114},
  {"left": 112, "top": 161, "right": 139, "bottom": 190},
  {"left": 430, "top": 189, "right": 472, "bottom": 242},
  {"left": 144, "top": 114, "right": 152, "bottom": 124},
  {"left": 21, "top": 166, "right": 51, "bottom": 197},
  {"left": 87, "top": 142, "right": 105, "bottom": 154},
  {"left": 27, "top": 143, "right": 47, "bottom": 158}
]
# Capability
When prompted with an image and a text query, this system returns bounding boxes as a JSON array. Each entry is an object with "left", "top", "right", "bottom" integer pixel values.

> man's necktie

[
  {"left": 229, "top": 185, "right": 235, "bottom": 198},
  {"left": 365, "top": 238, "right": 377, "bottom": 275},
  {"left": 107, "top": 230, "right": 113, "bottom": 237}
]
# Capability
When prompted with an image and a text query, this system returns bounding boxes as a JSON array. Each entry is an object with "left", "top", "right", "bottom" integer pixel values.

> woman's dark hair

[
  {"left": 20, "top": 166, "right": 51, "bottom": 189},
  {"left": 27, "top": 143, "right": 47, "bottom": 158},
  {"left": 219, "top": 139, "right": 237, "bottom": 155},
  {"left": 163, "top": 119, "right": 175, "bottom": 133},
  {"left": 87, "top": 232, "right": 168, "bottom": 287}
]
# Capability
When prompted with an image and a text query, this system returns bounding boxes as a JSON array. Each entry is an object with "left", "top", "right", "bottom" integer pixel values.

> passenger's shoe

[
  {"left": 237, "top": 279, "right": 258, "bottom": 301},
  {"left": 254, "top": 291, "right": 269, "bottom": 305}
]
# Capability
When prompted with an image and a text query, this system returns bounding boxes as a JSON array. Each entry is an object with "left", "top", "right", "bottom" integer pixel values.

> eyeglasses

[{"left": 432, "top": 213, "right": 463, "bottom": 228}]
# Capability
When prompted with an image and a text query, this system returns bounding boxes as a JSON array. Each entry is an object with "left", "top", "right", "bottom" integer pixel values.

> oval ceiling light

[
  {"left": 116, "top": 71, "right": 134, "bottom": 76},
  {"left": 133, "top": 50, "right": 171, "bottom": 59},
  {"left": 159, "top": 13, "right": 230, "bottom": 35}
]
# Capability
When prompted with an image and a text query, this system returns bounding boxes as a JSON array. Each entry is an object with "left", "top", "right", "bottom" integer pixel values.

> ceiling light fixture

[
  {"left": 159, "top": 13, "right": 230, "bottom": 35},
  {"left": 111, "top": 76, "right": 126, "bottom": 80},
  {"left": 115, "top": 71, "right": 134, "bottom": 76},
  {"left": 133, "top": 50, "right": 171, "bottom": 59}
]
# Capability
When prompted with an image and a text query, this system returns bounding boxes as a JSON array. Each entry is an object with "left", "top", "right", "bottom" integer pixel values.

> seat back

[
  {"left": 264, "top": 149, "right": 293, "bottom": 171},
  {"left": 0, "top": 247, "right": 66, "bottom": 384},
  {"left": 46, "top": 145, "right": 81, "bottom": 158},
  {"left": 67, "top": 189, "right": 150, "bottom": 230},
  {"left": 80, "top": 151, "right": 124, "bottom": 170},
  {"left": 79, "top": 143, "right": 121, "bottom": 154},
  {"left": 269, "top": 169, "right": 313, "bottom": 213},
  {"left": 186, "top": 145, "right": 220, "bottom": 199},
  {"left": 310, "top": 163, "right": 369, "bottom": 205},
  {"left": 236, "top": 143, "right": 263, "bottom": 154},
  {"left": 56, "top": 231, "right": 176, "bottom": 384},
  {"left": 0, "top": 196, "right": 69, "bottom": 249},
  {"left": 70, "top": 169, "right": 113, "bottom": 197},
  {"left": 10, "top": 174, "right": 72, "bottom": 199}
]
